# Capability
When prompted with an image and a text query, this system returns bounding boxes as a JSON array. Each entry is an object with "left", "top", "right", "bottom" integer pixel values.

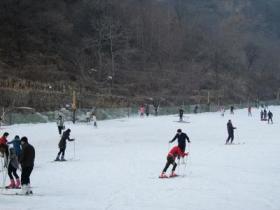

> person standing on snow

[
  {"left": 145, "top": 104, "right": 150, "bottom": 117},
  {"left": 0, "top": 132, "right": 9, "bottom": 160},
  {"left": 55, "top": 129, "right": 74, "bottom": 161},
  {"left": 92, "top": 113, "right": 97, "bottom": 127},
  {"left": 169, "top": 129, "right": 191, "bottom": 153},
  {"left": 268, "top": 111, "right": 273, "bottom": 124},
  {"left": 159, "top": 146, "right": 188, "bottom": 178},
  {"left": 263, "top": 109, "right": 267, "bottom": 120},
  {"left": 7, "top": 135, "right": 21, "bottom": 159},
  {"left": 56, "top": 115, "right": 65, "bottom": 135},
  {"left": 230, "top": 106, "right": 234, "bottom": 114},
  {"left": 19, "top": 137, "right": 35, "bottom": 195},
  {"left": 6, "top": 147, "right": 20, "bottom": 189},
  {"left": 179, "top": 108, "right": 184, "bottom": 121},
  {"left": 0, "top": 132, "right": 9, "bottom": 145},
  {"left": 248, "top": 106, "right": 252, "bottom": 116},
  {"left": 139, "top": 105, "right": 145, "bottom": 117},
  {"left": 225, "top": 120, "right": 236, "bottom": 144}
]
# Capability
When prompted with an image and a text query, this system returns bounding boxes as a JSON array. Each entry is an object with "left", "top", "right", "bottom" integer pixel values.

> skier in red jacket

[
  {"left": 159, "top": 146, "right": 188, "bottom": 178},
  {"left": 0, "top": 132, "right": 9, "bottom": 145}
]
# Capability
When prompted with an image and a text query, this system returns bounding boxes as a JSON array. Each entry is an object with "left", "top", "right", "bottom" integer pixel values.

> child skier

[
  {"left": 159, "top": 146, "right": 188, "bottom": 178},
  {"left": 55, "top": 129, "right": 74, "bottom": 161},
  {"left": 6, "top": 147, "right": 20, "bottom": 189},
  {"left": 7, "top": 135, "right": 21, "bottom": 159}
]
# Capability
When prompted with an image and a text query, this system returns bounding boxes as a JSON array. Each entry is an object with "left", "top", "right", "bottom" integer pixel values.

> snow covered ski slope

[{"left": 0, "top": 107, "right": 280, "bottom": 210}]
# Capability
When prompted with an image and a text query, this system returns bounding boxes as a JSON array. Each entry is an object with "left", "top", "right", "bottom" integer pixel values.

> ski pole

[
  {"left": 187, "top": 143, "right": 191, "bottom": 175},
  {"left": 73, "top": 139, "right": 76, "bottom": 160}
]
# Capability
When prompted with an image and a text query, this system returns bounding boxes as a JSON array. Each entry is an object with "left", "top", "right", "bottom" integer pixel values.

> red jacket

[
  {"left": 0, "top": 136, "right": 7, "bottom": 145},
  {"left": 168, "top": 146, "right": 188, "bottom": 158}
]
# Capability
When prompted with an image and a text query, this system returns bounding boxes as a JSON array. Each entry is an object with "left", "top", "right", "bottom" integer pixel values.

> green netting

[{"left": 2, "top": 100, "right": 280, "bottom": 125}]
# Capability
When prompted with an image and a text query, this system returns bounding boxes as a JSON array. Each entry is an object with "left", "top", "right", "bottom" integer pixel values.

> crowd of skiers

[
  {"left": 0, "top": 132, "right": 35, "bottom": 195},
  {"left": 139, "top": 103, "right": 159, "bottom": 117},
  {"left": 0, "top": 103, "right": 277, "bottom": 192}
]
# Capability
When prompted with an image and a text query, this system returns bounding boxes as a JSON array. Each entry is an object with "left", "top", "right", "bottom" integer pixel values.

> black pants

[
  {"left": 8, "top": 164, "right": 19, "bottom": 179},
  {"left": 163, "top": 156, "right": 177, "bottom": 173},
  {"left": 58, "top": 126, "right": 64, "bottom": 135},
  {"left": 226, "top": 134, "right": 234, "bottom": 144},
  {"left": 179, "top": 144, "right": 186, "bottom": 153},
  {"left": 179, "top": 114, "right": 183, "bottom": 121},
  {"left": 57, "top": 148, "right": 66, "bottom": 157},
  {"left": 268, "top": 118, "right": 273, "bottom": 123},
  {"left": 21, "top": 166, "right": 33, "bottom": 185}
]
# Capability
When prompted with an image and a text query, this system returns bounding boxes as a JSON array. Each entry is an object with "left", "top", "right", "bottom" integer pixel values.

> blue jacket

[{"left": 7, "top": 136, "right": 21, "bottom": 157}]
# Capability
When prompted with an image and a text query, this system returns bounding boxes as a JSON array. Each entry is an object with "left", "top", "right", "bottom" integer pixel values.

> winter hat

[
  {"left": 66, "top": 129, "right": 71, "bottom": 133},
  {"left": 14, "top": 135, "right": 20, "bottom": 140},
  {"left": 177, "top": 129, "right": 182, "bottom": 133},
  {"left": 3, "top": 132, "right": 9, "bottom": 137},
  {"left": 20, "top": 137, "right": 28, "bottom": 143}
]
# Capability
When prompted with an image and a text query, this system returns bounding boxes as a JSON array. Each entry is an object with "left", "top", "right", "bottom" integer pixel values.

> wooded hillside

[{"left": 1, "top": 0, "right": 280, "bottom": 109}]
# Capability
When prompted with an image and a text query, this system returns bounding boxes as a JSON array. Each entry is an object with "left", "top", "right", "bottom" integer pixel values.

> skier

[
  {"left": 194, "top": 105, "right": 198, "bottom": 114},
  {"left": 55, "top": 129, "right": 75, "bottom": 161},
  {"left": 19, "top": 137, "right": 35, "bottom": 195},
  {"left": 6, "top": 147, "right": 20, "bottom": 189},
  {"left": 159, "top": 146, "right": 188, "bottom": 178},
  {"left": 260, "top": 110, "right": 264, "bottom": 121},
  {"left": 220, "top": 106, "right": 225, "bottom": 117},
  {"left": 263, "top": 109, "right": 267, "bottom": 120},
  {"left": 248, "top": 106, "right": 252, "bottom": 116},
  {"left": 139, "top": 105, "right": 145, "bottom": 117},
  {"left": 169, "top": 129, "right": 191, "bottom": 153},
  {"left": 145, "top": 104, "right": 150, "bottom": 117},
  {"left": 230, "top": 106, "right": 234, "bottom": 114},
  {"left": 153, "top": 103, "right": 159, "bottom": 116},
  {"left": 92, "top": 113, "right": 97, "bottom": 127},
  {"left": 0, "top": 143, "right": 8, "bottom": 167},
  {"left": 7, "top": 135, "right": 21, "bottom": 159},
  {"left": 0, "top": 132, "right": 9, "bottom": 145},
  {"left": 86, "top": 111, "right": 92, "bottom": 123},
  {"left": 267, "top": 111, "right": 273, "bottom": 124},
  {"left": 179, "top": 108, "right": 184, "bottom": 121},
  {"left": 56, "top": 115, "right": 65, "bottom": 135},
  {"left": 225, "top": 120, "right": 236, "bottom": 144}
]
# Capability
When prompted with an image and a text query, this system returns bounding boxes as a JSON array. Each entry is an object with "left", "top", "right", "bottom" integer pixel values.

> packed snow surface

[{"left": 1, "top": 107, "right": 280, "bottom": 210}]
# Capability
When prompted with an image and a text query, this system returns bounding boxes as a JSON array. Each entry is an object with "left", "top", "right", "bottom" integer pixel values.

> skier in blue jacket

[{"left": 7, "top": 135, "right": 21, "bottom": 158}]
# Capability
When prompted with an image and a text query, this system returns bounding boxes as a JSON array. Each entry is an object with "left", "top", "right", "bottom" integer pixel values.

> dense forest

[{"left": 1, "top": 0, "right": 280, "bottom": 109}]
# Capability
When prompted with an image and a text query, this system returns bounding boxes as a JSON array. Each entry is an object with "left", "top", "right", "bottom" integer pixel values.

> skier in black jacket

[
  {"left": 169, "top": 129, "right": 191, "bottom": 152},
  {"left": 267, "top": 111, "right": 273, "bottom": 124},
  {"left": 179, "top": 108, "right": 184, "bottom": 121},
  {"left": 225, "top": 120, "right": 236, "bottom": 144},
  {"left": 20, "top": 137, "right": 35, "bottom": 195},
  {"left": 55, "top": 129, "right": 74, "bottom": 161}
]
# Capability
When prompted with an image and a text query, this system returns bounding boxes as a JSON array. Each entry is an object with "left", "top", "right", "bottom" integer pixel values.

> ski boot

[
  {"left": 55, "top": 156, "right": 60, "bottom": 161},
  {"left": 60, "top": 156, "right": 66, "bottom": 161},
  {"left": 15, "top": 178, "right": 21, "bottom": 189},
  {"left": 169, "top": 171, "right": 178, "bottom": 178},
  {"left": 159, "top": 172, "right": 168, "bottom": 178},
  {"left": 6, "top": 179, "right": 15, "bottom": 189}
]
